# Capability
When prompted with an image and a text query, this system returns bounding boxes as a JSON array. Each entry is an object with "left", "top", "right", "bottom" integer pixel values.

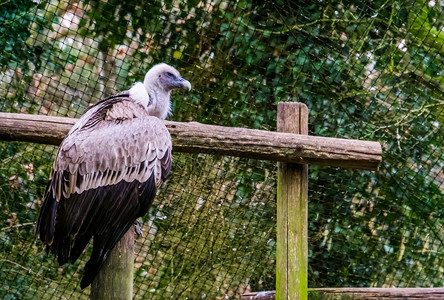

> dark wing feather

[
  {"left": 37, "top": 181, "right": 58, "bottom": 248},
  {"left": 36, "top": 96, "right": 172, "bottom": 288},
  {"left": 80, "top": 174, "right": 157, "bottom": 288}
]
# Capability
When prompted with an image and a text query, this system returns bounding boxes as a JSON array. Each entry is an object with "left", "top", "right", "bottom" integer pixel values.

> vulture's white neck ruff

[
  {"left": 129, "top": 82, "right": 171, "bottom": 120},
  {"left": 129, "top": 82, "right": 150, "bottom": 108},
  {"left": 129, "top": 63, "right": 190, "bottom": 120}
]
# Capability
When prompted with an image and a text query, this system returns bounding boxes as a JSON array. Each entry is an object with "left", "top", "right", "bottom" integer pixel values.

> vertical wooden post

[
  {"left": 90, "top": 227, "right": 134, "bottom": 300},
  {"left": 276, "top": 102, "right": 309, "bottom": 300}
]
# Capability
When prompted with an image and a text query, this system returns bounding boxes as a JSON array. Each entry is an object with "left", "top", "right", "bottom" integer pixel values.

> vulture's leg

[{"left": 134, "top": 219, "right": 143, "bottom": 238}]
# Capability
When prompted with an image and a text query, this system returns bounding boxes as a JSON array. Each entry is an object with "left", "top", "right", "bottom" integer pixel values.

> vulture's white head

[{"left": 129, "top": 63, "right": 191, "bottom": 119}]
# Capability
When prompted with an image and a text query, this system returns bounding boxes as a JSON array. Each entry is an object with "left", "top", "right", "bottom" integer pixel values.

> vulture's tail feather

[{"left": 80, "top": 233, "right": 108, "bottom": 289}]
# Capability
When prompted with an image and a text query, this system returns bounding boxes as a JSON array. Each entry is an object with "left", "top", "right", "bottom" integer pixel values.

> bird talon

[{"left": 134, "top": 220, "right": 143, "bottom": 238}]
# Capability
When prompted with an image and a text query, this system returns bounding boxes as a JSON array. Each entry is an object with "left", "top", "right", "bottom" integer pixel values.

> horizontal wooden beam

[
  {"left": 242, "top": 288, "right": 444, "bottom": 299},
  {"left": 0, "top": 112, "right": 382, "bottom": 170}
]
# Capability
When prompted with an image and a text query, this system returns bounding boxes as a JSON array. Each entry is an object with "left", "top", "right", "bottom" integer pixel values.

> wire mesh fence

[{"left": 1, "top": 0, "right": 443, "bottom": 299}]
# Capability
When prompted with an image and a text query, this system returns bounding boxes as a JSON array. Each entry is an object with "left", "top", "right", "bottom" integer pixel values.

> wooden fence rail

[
  {"left": 241, "top": 288, "right": 444, "bottom": 299},
  {"left": 0, "top": 112, "right": 382, "bottom": 170}
]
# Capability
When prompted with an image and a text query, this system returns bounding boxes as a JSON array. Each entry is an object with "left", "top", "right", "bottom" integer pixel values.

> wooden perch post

[
  {"left": 90, "top": 227, "right": 134, "bottom": 300},
  {"left": 276, "top": 103, "right": 309, "bottom": 300}
]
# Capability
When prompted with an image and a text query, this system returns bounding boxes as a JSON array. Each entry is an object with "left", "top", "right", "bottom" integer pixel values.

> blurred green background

[{"left": 0, "top": 0, "right": 443, "bottom": 299}]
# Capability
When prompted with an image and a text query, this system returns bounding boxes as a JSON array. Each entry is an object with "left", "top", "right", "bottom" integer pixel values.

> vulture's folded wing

[{"left": 36, "top": 98, "right": 172, "bottom": 268}]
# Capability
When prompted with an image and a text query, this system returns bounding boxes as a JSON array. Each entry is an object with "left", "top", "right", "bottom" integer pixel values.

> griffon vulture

[{"left": 36, "top": 63, "right": 191, "bottom": 289}]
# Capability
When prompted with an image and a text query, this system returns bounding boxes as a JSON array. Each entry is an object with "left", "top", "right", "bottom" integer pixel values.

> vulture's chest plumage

[{"left": 36, "top": 92, "right": 172, "bottom": 288}]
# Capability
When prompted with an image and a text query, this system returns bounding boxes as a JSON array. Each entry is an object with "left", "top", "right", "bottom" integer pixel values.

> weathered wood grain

[
  {"left": 90, "top": 227, "right": 134, "bottom": 300},
  {"left": 241, "top": 288, "right": 444, "bottom": 299},
  {"left": 276, "top": 103, "right": 309, "bottom": 300},
  {"left": 0, "top": 112, "right": 382, "bottom": 170}
]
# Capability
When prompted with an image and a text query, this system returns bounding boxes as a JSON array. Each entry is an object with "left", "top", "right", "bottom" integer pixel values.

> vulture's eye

[{"left": 166, "top": 72, "right": 174, "bottom": 77}]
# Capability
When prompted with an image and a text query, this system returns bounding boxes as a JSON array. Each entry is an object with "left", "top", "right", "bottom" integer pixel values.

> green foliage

[
  {"left": 0, "top": 0, "right": 443, "bottom": 298},
  {"left": 0, "top": 0, "right": 39, "bottom": 70},
  {"left": 0, "top": 0, "right": 51, "bottom": 113}
]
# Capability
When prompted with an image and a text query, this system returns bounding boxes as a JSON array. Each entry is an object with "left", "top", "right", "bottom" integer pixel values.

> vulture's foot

[{"left": 134, "top": 219, "right": 143, "bottom": 238}]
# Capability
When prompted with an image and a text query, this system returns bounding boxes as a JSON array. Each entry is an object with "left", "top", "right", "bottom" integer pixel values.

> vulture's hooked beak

[{"left": 178, "top": 77, "right": 192, "bottom": 91}]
